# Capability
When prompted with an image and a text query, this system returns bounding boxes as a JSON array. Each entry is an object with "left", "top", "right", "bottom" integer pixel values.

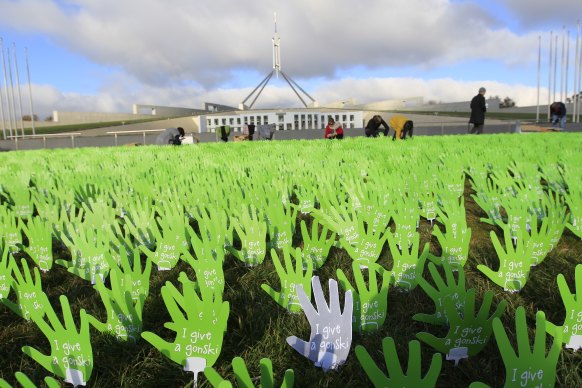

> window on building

[
  {"left": 257, "top": 116, "right": 262, "bottom": 125},
  {"left": 264, "top": 115, "right": 268, "bottom": 123},
  {"left": 342, "top": 115, "right": 347, "bottom": 122},
  {"left": 350, "top": 114, "right": 354, "bottom": 122},
  {"left": 237, "top": 118, "right": 241, "bottom": 124},
  {"left": 214, "top": 119, "right": 219, "bottom": 125},
  {"left": 278, "top": 114, "right": 284, "bottom": 122}
]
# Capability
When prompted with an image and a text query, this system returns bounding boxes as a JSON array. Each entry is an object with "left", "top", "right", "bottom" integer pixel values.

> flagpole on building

[{"left": 6, "top": 47, "right": 18, "bottom": 137}]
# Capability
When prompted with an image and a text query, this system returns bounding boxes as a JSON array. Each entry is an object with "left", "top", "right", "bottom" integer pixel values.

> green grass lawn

[{"left": 0, "top": 134, "right": 580, "bottom": 387}]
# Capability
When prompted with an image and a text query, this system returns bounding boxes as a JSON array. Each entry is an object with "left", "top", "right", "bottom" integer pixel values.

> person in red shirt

[{"left": 325, "top": 117, "right": 344, "bottom": 139}]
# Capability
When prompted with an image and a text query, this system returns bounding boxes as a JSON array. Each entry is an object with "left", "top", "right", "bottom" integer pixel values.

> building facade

[{"left": 200, "top": 109, "right": 364, "bottom": 133}]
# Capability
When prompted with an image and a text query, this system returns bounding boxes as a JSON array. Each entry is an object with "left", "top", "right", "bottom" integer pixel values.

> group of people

[
  {"left": 469, "top": 87, "right": 568, "bottom": 133},
  {"left": 325, "top": 114, "right": 414, "bottom": 140},
  {"left": 155, "top": 88, "right": 569, "bottom": 146}
]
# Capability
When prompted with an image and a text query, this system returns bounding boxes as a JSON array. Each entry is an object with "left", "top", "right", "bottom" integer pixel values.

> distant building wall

[
  {"left": 53, "top": 111, "right": 152, "bottom": 124},
  {"left": 132, "top": 104, "right": 206, "bottom": 117}
]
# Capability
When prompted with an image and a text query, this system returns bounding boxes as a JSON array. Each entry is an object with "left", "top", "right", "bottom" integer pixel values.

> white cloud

[
  {"left": 501, "top": 0, "right": 582, "bottom": 28},
  {"left": 0, "top": 0, "right": 542, "bottom": 86},
  {"left": 0, "top": 0, "right": 563, "bottom": 116},
  {"left": 15, "top": 76, "right": 543, "bottom": 120}
]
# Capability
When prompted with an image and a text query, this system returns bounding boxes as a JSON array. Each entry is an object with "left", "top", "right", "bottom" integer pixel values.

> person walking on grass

[{"left": 469, "top": 87, "right": 487, "bottom": 134}]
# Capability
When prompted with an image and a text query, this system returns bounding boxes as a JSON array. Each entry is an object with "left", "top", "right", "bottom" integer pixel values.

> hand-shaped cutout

[
  {"left": 300, "top": 219, "right": 336, "bottom": 270},
  {"left": 141, "top": 272, "right": 229, "bottom": 386},
  {"left": 387, "top": 232, "right": 429, "bottom": 291},
  {"left": 416, "top": 289, "right": 507, "bottom": 365},
  {"left": 0, "top": 245, "right": 15, "bottom": 299},
  {"left": 227, "top": 205, "right": 267, "bottom": 267},
  {"left": 286, "top": 276, "right": 353, "bottom": 372},
  {"left": 20, "top": 216, "right": 54, "bottom": 271},
  {"left": 477, "top": 228, "right": 534, "bottom": 292},
  {"left": 22, "top": 295, "right": 93, "bottom": 386},
  {"left": 182, "top": 228, "right": 225, "bottom": 294},
  {"left": 493, "top": 306, "right": 561, "bottom": 387},
  {"left": 58, "top": 225, "right": 111, "bottom": 284},
  {"left": 2, "top": 258, "right": 50, "bottom": 321},
  {"left": 413, "top": 261, "right": 467, "bottom": 326},
  {"left": 356, "top": 338, "right": 442, "bottom": 387},
  {"left": 261, "top": 247, "right": 313, "bottom": 313},
  {"left": 204, "top": 357, "right": 295, "bottom": 388},
  {"left": 546, "top": 264, "right": 582, "bottom": 350},
  {"left": 88, "top": 266, "right": 145, "bottom": 342},
  {"left": 337, "top": 262, "right": 390, "bottom": 332}
]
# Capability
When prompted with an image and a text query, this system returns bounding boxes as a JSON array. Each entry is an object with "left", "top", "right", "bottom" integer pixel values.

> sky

[{"left": 0, "top": 0, "right": 581, "bottom": 119}]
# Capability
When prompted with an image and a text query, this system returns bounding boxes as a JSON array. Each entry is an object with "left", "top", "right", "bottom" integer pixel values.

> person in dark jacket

[
  {"left": 550, "top": 101, "right": 566, "bottom": 130},
  {"left": 155, "top": 127, "right": 185, "bottom": 145},
  {"left": 469, "top": 87, "right": 487, "bottom": 134},
  {"left": 365, "top": 115, "right": 390, "bottom": 137}
]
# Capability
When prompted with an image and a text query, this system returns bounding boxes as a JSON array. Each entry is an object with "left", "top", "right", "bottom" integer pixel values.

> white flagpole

[
  {"left": 0, "top": 57, "right": 5, "bottom": 140},
  {"left": 13, "top": 43, "right": 25, "bottom": 137},
  {"left": 548, "top": 31, "right": 553, "bottom": 121},
  {"left": 536, "top": 35, "right": 541, "bottom": 123},
  {"left": 560, "top": 27, "right": 565, "bottom": 102},
  {"left": 565, "top": 30, "right": 570, "bottom": 107},
  {"left": 1, "top": 38, "right": 12, "bottom": 138},
  {"left": 553, "top": 34, "right": 558, "bottom": 103},
  {"left": 6, "top": 47, "right": 18, "bottom": 137},
  {"left": 574, "top": 23, "right": 580, "bottom": 123},
  {"left": 578, "top": 21, "right": 582, "bottom": 122},
  {"left": 25, "top": 47, "right": 35, "bottom": 135}
]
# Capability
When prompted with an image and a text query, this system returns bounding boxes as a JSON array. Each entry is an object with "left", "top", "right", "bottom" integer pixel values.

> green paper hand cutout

[
  {"left": 391, "top": 197, "right": 420, "bottom": 250},
  {"left": 0, "top": 372, "right": 60, "bottom": 388},
  {"left": 265, "top": 202, "right": 296, "bottom": 250},
  {"left": 182, "top": 228, "right": 225, "bottom": 294},
  {"left": 20, "top": 216, "right": 54, "bottom": 271},
  {"left": 140, "top": 205, "right": 189, "bottom": 271},
  {"left": 2, "top": 259, "right": 50, "bottom": 321},
  {"left": 477, "top": 228, "right": 534, "bottom": 292},
  {"left": 0, "top": 205, "right": 22, "bottom": 252},
  {"left": 341, "top": 217, "right": 388, "bottom": 268},
  {"left": 355, "top": 337, "right": 442, "bottom": 387},
  {"left": 88, "top": 265, "right": 145, "bottom": 342},
  {"left": 546, "top": 264, "right": 582, "bottom": 350},
  {"left": 413, "top": 261, "right": 467, "bottom": 326},
  {"left": 432, "top": 197, "right": 471, "bottom": 270},
  {"left": 23, "top": 295, "right": 93, "bottom": 386},
  {"left": 204, "top": 356, "right": 295, "bottom": 388},
  {"left": 300, "top": 219, "right": 336, "bottom": 270},
  {"left": 471, "top": 178, "right": 503, "bottom": 226},
  {"left": 337, "top": 262, "right": 390, "bottom": 332},
  {"left": 493, "top": 306, "right": 561, "bottom": 388},
  {"left": 227, "top": 205, "right": 267, "bottom": 266},
  {"left": 108, "top": 248, "right": 151, "bottom": 303},
  {"left": 416, "top": 289, "right": 507, "bottom": 365},
  {"left": 58, "top": 225, "right": 111, "bottom": 284},
  {"left": 387, "top": 232, "right": 429, "bottom": 291},
  {"left": 192, "top": 206, "right": 233, "bottom": 251},
  {"left": 141, "top": 272, "right": 229, "bottom": 385},
  {"left": 107, "top": 221, "right": 135, "bottom": 266},
  {"left": 124, "top": 199, "right": 158, "bottom": 250},
  {"left": 0, "top": 246, "right": 15, "bottom": 299},
  {"left": 261, "top": 247, "right": 313, "bottom": 313}
]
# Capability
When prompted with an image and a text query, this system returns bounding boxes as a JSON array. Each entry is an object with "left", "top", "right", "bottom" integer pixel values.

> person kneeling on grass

[
  {"left": 155, "top": 127, "right": 185, "bottom": 145},
  {"left": 389, "top": 115, "right": 414, "bottom": 141},
  {"left": 325, "top": 117, "right": 344, "bottom": 139},
  {"left": 364, "top": 115, "right": 390, "bottom": 137}
]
